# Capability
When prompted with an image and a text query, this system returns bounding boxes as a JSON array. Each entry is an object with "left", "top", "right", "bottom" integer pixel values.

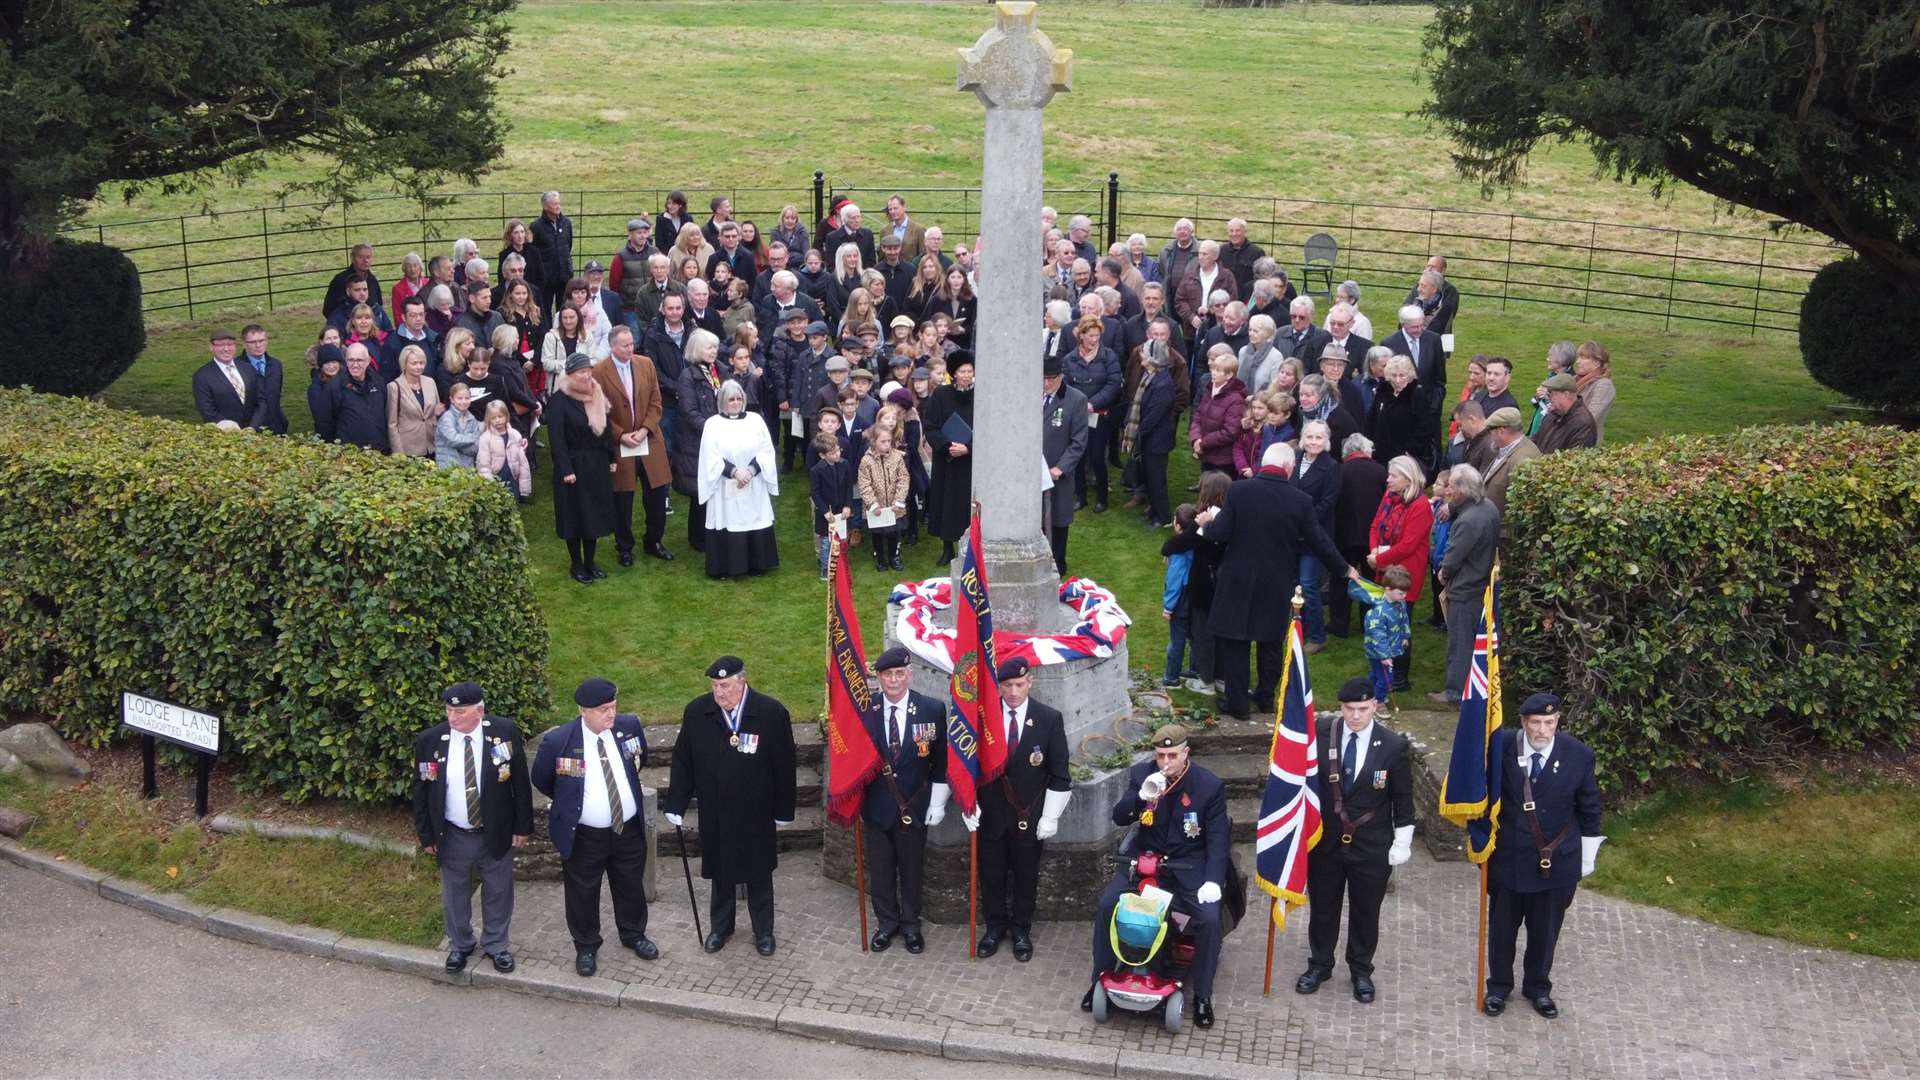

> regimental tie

[
  {"left": 464, "top": 736, "right": 482, "bottom": 829},
  {"left": 887, "top": 706, "right": 901, "bottom": 755},
  {"left": 1343, "top": 731, "right": 1358, "bottom": 791},
  {"left": 1529, "top": 752, "right": 1543, "bottom": 784},
  {"left": 601, "top": 735, "right": 625, "bottom": 835}
]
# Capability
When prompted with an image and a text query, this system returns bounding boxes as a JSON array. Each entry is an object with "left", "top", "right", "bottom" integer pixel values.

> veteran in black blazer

[
  {"left": 192, "top": 329, "right": 268, "bottom": 430},
  {"left": 860, "top": 647, "right": 948, "bottom": 954},
  {"left": 974, "top": 657, "right": 1072, "bottom": 962},
  {"left": 532, "top": 677, "right": 656, "bottom": 977},
  {"left": 411, "top": 682, "right": 534, "bottom": 975},
  {"left": 236, "top": 329, "right": 289, "bottom": 435},
  {"left": 1297, "top": 678, "right": 1415, "bottom": 1004},
  {"left": 1482, "top": 693, "right": 1604, "bottom": 1020}
]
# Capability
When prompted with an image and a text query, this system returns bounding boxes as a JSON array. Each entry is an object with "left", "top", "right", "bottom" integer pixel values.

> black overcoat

[
  {"left": 664, "top": 688, "right": 798, "bottom": 884},
  {"left": 1204, "top": 473, "right": 1348, "bottom": 642}
]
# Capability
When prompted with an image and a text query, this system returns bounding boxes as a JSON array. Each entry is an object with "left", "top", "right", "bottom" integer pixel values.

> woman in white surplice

[{"left": 697, "top": 379, "right": 781, "bottom": 577}]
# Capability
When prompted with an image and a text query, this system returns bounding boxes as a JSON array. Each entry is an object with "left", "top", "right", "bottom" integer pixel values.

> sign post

[{"left": 120, "top": 692, "right": 221, "bottom": 819}]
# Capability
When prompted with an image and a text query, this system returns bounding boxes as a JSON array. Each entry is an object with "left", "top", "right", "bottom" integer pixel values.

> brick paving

[{"left": 490, "top": 846, "right": 1920, "bottom": 1079}]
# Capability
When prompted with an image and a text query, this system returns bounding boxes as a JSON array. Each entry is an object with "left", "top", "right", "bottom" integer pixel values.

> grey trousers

[
  {"left": 1443, "top": 594, "right": 1481, "bottom": 698},
  {"left": 439, "top": 827, "right": 516, "bottom": 954}
]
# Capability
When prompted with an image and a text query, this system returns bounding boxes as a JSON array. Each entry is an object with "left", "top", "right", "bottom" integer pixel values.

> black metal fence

[{"left": 66, "top": 172, "right": 1836, "bottom": 335}]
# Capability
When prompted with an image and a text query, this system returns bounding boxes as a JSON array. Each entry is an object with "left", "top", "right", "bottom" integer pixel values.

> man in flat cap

[
  {"left": 1482, "top": 692, "right": 1604, "bottom": 1020},
  {"left": 664, "top": 656, "right": 797, "bottom": 956},
  {"left": 412, "top": 682, "right": 534, "bottom": 975},
  {"left": 1480, "top": 406, "right": 1541, "bottom": 521},
  {"left": 1532, "top": 373, "right": 1598, "bottom": 455},
  {"left": 531, "top": 678, "right": 656, "bottom": 977},
  {"left": 1296, "top": 677, "right": 1415, "bottom": 1004},
  {"left": 1084, "top": 723, "right": 1232, "bottom": 1029},
  {"left": 860, "top": 647, "right": 948, "bottom": 954},
  {"left": 975, "top": 656, "right": 1072, "bottom": 962}
]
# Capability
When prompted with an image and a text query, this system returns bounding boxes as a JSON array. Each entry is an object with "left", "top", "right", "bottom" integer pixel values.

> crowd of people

[{"left": 192, "top": 191, "right": 1619, "bottom": 704}]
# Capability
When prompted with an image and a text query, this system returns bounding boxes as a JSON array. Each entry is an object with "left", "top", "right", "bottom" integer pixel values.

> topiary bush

[
  {"left": 0, "top": 239, "right": 146, "bottom": 397},
  {"left": 1800, "top": 257, "right": 1920, "bottom": 412},
  {"left": 1502, "top": 423, "right": 1920, "bottom": 789},
  {"left": 0, "top": 390, "right": 550, "bottom": 802}
]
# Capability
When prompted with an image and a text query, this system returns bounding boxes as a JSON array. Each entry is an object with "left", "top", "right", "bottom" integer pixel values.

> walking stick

[
  {"left": 1263, "top": 897, "right": 1277, "bottom": 995},
  {"left": 855, "top": 822, "right": 870, "bottom": 952},
  {"left": 1474, "top": 858, "right": 1489, "bottom": 1011},
  {"left": 968, "top": 830, "right": 979, "bottom": 959},
  {"left": 674, "top": 823, "right": 706, "bottom": 946}
]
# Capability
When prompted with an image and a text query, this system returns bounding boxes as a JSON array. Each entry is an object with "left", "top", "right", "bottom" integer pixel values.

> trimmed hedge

[
  {"left": 1800, "top": 257, "right": 1920, "bottom": 411},
  {"left": 0, "top": 239, "right": 146, "bottom": 397},
  {"left": 0, "top": 390, "right": 549, "bottom": 802},
  {"left": 1503, "top": 423, "right": 1920, "bottom": 788}
]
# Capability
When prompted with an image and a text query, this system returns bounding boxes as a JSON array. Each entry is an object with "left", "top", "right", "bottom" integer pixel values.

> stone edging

[{"left": 0, "top": 837, "right": 1354, "bottom": 1080}]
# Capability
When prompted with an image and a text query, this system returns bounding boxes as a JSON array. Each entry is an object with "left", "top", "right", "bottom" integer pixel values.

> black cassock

[
  {"left": 663, "top": 688, "right": 797, "bottom": 885},
  {"left": 920, "top": 382, "right": 975, "bottom": 542}
]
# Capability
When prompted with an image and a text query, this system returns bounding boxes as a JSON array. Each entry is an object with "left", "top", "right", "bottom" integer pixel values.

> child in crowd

[
  {"left": 1159, "top": 503, "right": 1203, "bottom": 689},
  {"left": 475, "top": 399, "right": 531, "bottom": 501},
  {"left": 807, "top": 406, "right": 849, "bottom": 470},
  {"left": 855, "top": 423, "right": 910, "bottom": 573},
  {"left": 1260, "top": 390, "right": 1298, "bottom": 455},
  {"left": 1426, "top": 469, "right": 1453, "bottom": 628},
  {"left": 839, "top": 385, "right": 868, "bottom": 546},
  {"left": 813, "top": 355, "right": 851, "bottom": 417},
  {"left": 1348, "top": 563, "right": 1412, "bottom": 715},
  {"left": 1232, "top": 393, "right": 1270, "bottom": 478},
  {"left": 1184, "top": 471, "right": 1232, "bottom": 694},
  {"left": 808, "top": 430, "right": 853, "bottom": 581}
]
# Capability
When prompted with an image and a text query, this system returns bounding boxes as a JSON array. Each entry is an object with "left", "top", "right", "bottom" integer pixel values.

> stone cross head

[{"left": 956, "top": 1, "right": 1073, "bottom": 110}]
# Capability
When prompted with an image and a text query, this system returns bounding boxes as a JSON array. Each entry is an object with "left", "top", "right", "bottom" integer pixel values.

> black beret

[
  {"left": 315, "top": 344, "right": 345, "bottom": 367},
  {"left": 1338, "top": 677, "right": 1376, "bottom": 703},
  {"left": 874, "top": 646, "right": 911, "bottom": 672},
  {"left": 1041, "top": 354, "right": 1063, "bottom": 378},
  {"left": 573, "top": 677, "right": 617, "bottom": 708},
  {"left": 1519, "top": 692, "right": 1562, "bottom": 717},
  {"left": 995, "top": 657, "right": 1031, "bottom": 681},
  {"left": 441, "top": 681, "right": 483, "bottom": 706},
  {"left": 706, "top": 655, "right": 745, "bottom": 680}
]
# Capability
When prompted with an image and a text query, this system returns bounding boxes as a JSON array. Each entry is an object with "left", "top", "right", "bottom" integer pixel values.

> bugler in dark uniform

[
  {"left": 974, "top": 657, "right": 1072, "bottom": 961},
  {"left": 664, "top": 656, "right": 798, "bottom": 956},
  {"left": 531, "top": 677, "right": 656, "bottom": 977},
  {"left": 1296, "top": 677, "right": 1416, "bottom": 1004},
  {"left": 860, "top": 647, "right": 948, "bottom": 955},
  {"left": 1483, "top": 692, "right": 1604, "bottom": 1020},
  {"left": 1085, "top": 724, "right": 1230, "bottom": 1029},
  {"left": 412, "top": 681, "right": 534, "bottom": 975}
]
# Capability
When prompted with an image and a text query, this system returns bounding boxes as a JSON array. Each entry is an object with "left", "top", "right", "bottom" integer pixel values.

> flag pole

[
  {"left": 825, "top": 533, "right": 836, "bottom": 721},
  {"left": 968, "top": 832, "right": 979, "bottom": 959},
  {"left": 1263, "top": 897, "right": 1277, "bottom": 995},
  {"left": 855, "top": 821, "right": 871, "bottom": 952},
  {"left": 828, "top": 534, "right": 869, "bottom": 953},
  {"left": 1474, "top": 854, "right": 1488, "bottom": 1010}
]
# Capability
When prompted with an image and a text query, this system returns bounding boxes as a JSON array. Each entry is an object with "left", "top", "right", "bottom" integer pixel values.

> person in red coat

[{"left": 1366, "top": 454, "right": 1432, "bottom": 693}]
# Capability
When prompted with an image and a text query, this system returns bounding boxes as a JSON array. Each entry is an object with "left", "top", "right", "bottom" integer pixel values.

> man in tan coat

[
  {"left": 1481, "top": 407, "right": 1542, "bottom": 530},
  {"left": 594, "top": 326, "right": 674, "bottom": 565}
]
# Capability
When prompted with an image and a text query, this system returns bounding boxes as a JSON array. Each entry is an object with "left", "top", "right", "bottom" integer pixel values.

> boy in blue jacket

[
  {"left": 1160, "top": 504, "right": 1202, "bottom": 688},
  {"left": 1347, "top": 563, "right": 1412, "bottom": 714}
]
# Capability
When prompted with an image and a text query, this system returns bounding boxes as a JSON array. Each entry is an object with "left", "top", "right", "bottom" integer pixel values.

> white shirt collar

[
  {"left": 1340, "top": 721, "right": 1375, "bottom": 777},
  {"left": 1518, "top": 735, "right": 1554, "bottom": 767}
]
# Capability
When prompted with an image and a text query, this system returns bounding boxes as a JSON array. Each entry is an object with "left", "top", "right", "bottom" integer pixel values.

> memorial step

[
  {"left": 638, "top": 764, "right": 822, "bottom": 808},
  {"left": 657, "top": 804, "right": 825, "bottom": 857},
  {"left": 641, "top": 723, "right": 825, "bottom": 767}
]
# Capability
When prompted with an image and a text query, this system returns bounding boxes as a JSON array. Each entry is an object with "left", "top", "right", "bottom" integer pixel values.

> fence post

[
  {"left": 812, "top": 171, "right": 826, "bottom": 249},
  {"left": 262, "top": 209, "right": 275, "bottom": 313},
  {"left": 1581, "top": 222, "right": 1596, "bottom": 322},
  {"left": 1751, "top": 237, "right": 1767, "bottom": 336},
  {"left": 1106, "top": 172, "right": 1120, "bottom": 251},
  {"left": 180, "top": 218, "right": 194, "bottom": 321},
  {"left": 1501, "top": 215, "right": 1513, "bottom": 314},
  {"left": 1665, "top": 231, "right": 1680, "bottom": 330}
]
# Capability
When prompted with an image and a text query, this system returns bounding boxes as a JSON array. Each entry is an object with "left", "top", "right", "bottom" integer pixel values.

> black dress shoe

[
  {"left": 575, "top": 950, "right": 597, "bottom": 977},
  {"left": 755, "top": 935, "right": 776, "bottom": 957},
  {"left": 1075, "top": 496, "right": 1087, "bottom": 511},
  {"left": 890, "top": 556, "right": 904, "bottom": 571},
  {"left": 1080, "top": 985, "right": 1096, "bottom": 1012},
  {"left": 571, "top": 567, "right": 594, "bottom": 584},
  {"left": 445, "top": 947, "right": 472, "bottom": 973},
  {"left": 1010, "top": 928, "right": 1033, "bottom": 962},
  {"left": 628, "top": 937, "right": 659, "bottom": 961},
  {"left": 488, "top": 950, "right": 515, "bottom": 973},
  {"left": 589, "top": 564, "right": 607, "bottom": 580},
  {"left": 647, "top": 543, "right": 674, "bottom": 561},
  {"left": 1092, "top": 499, "right": 1107, "bottom": 513},
  {"left": 1482, "top": 994, "right": 1507, "bottom": 1017},
  {"left": 617, "top": 550, "right": 634, "bottom": 567},
  {"left": 903, "top": 931, "right": 925, "bottom": 954},
  {"left": 1194, "top": 998, "right": 1215, "bottom": 1028},
  {"left": 869, "top": 930, "right": 894, "bottom": 953},
  {"left": 975, "top": 929, "right": 1001, "bottom": 958},
  {"left": 703, "top": 932, "right": 728, "bottom": 954},
  {"left": 1294, "top": 969, "right": 1330, "bottom": 995},
  {"left": 1530, "top": 995, "right": 1559, "bottom": 1019},
  {"left": 1353, "top": 975, "right": 1376, "bottom": 1003}
]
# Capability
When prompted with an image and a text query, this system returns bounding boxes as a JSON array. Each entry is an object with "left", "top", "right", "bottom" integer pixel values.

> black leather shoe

[
  {"left": 975, "top": 929, "right": 1001, "bottom": 958},
  {"left": 488, "top": 950, "right": 515, "bottom": 973},
  {"left": 1530, "top": 995, "right": 1559, "bottom": 1019},
  {"left": 1080, "top": 985, "right": 1095, "bottom": 1012},
  {"left": 445, "top": 948, "right": 472, "bottom": 973},
  {"left": 575, "top": 950, "right": 597, "bottom": 977},
  {"left": 617, "top": 550, "right": 634, "bottom": 567},
  {"left": 1010, "top": 928, "right": 1033, "bottom": 962},
  {"left": 1075, "top": 496, "right": 1087, "bottom": 511},
  {"left": 1194, "top": 998, "right": 1215, "bottom": 1028},
  {"left": 903, "top": 931, "right": 925, "bottom": 954},
  {"left": 1482, "top": 994, "right": 1507, "bottom": 1017},
  {"left": 1353, "top": 975, "right": 1376, "bottom": 1003},
  {"left": 703, "top": 932, "right": 728, "bottom": 954},
  {"left": 647, "top": 543, "right": 674, "bottom": 561},
  {"left": 755, "top": 935, "right": 776, "bottom": 957},
  {"left": 628, "top": 937, "right": 659, "bottom": 961},
  {"left": 571, "top": 567, "right": 594, "bottom": 584},
  {"left": 588, "top": 564, "right": 607, "bottom": 580},
  {"left": 1092, "top": 500, "right": 1107, "bottom": 513},
  {"left": 869, "top": 930, "right": 894, "bottom": 953},
  {"left": 890, "top": 556, "right": 904, "bottom": 571},
  {"left": 1294, "top": 969, "right": 1331, "bottom": 995}
]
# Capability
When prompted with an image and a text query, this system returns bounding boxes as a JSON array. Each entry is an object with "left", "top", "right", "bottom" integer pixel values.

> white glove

[
  {"left": 1138, "top": 771, "right": 1168, "bottom": 802},
  {"left": 774, "top": 819, "right": 792, "bottom": 828},
  {"left": 1580, "top": 835, "right": 1606, "bottom": 878},
  {"left": 1035, "top": 789, "right": 1071, "bottom": 841},
  {"left": 664, "top": 812, "right": 684, "bottom": 828},
  {"left": 961, "top": 809, "right": 980, "bottom": 832},
  {"left": 1387, "top": 824, "right": 1414, "bottom": 867},
  {"left": 924, "top": 782, "right": 951, "bottom": 827},
  {"left": 1196, "top": 881, "right": 1222, "bottom": 905}
]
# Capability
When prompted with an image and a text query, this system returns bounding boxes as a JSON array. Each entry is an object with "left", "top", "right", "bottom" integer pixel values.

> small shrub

[
  {"left": 0, "top": 240, "right": 146, "bottom": 397},
  {"left": 1800, "top": 257, "right": 1920, "bottom": 411}
]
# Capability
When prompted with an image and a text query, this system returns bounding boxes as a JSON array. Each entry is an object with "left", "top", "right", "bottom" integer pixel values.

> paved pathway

[{"left": 507, "top": 845, "right": 1920, "bottom": 1080}]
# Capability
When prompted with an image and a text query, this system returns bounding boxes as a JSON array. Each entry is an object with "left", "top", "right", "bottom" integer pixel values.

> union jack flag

[
  {"left": 1438, "top": 560, "right": 1503, "bottom": 863},
  {"left": 1254, "top": 613, "right": 1321, "bottom": 928}
]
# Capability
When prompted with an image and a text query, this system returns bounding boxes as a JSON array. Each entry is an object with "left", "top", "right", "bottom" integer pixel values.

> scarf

[
  {"left": 561, "top": 375, "right": 608, "bottom": 435},
  {"left": 1259, "top": 464, "right": 1290, "bottom": 478},
  {"left": 1121, "top": 367, "right": 1156, "bottom": 457}
]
